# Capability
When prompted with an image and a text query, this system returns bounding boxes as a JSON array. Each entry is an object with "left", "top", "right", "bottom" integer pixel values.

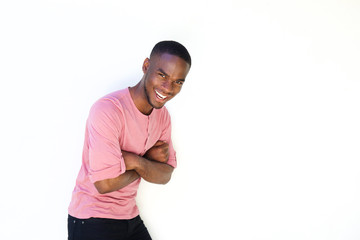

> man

[{"left": 68, "top": 40, "right": 191, "bottom": 240}]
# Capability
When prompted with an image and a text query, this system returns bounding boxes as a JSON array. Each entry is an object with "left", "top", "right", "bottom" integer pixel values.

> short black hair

[{"left": 150, "top": 40, "right": 192, "bottom": 67}]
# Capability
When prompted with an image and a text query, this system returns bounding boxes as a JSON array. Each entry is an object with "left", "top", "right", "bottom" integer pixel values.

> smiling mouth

[{"left": 155, "top": 90, "right": 168, "bottom": 100}]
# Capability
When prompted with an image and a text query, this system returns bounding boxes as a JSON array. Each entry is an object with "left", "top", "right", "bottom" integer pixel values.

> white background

[{"left": 1, "top": 0, "right": 360, "bottom": 239}]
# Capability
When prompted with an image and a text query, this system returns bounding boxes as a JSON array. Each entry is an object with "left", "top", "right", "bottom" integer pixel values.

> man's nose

[{"left": 162, "top": 80, "right": 173, "bottom": 94}]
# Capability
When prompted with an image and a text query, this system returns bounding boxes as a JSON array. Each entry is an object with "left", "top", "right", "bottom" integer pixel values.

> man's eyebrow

[
  {"left": 157, "top": 68, "right": 186, "bottom": 82},
  {"left": 157, "top": 68, "right": 169, "bottom": 77}
]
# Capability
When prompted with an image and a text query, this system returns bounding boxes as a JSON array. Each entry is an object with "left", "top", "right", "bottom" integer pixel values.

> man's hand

[
  {"left": 121, "top": 143, "right": 173, "bottom": 185},
  {"left": 122, "top": 150, "right": 138, "bottom": 171},
  {"left": 144, "top": 140, "right": 169, "bottom": 163}
]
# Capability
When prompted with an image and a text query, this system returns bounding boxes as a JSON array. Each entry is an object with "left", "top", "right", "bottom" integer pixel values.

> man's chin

[{"left": 152, "top": 103, "right": 165, "bottom": 109}]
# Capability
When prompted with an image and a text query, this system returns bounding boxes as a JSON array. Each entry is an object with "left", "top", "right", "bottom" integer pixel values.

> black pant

[{"left": 68, "top": 215, "right": 152, "bottom": 240}]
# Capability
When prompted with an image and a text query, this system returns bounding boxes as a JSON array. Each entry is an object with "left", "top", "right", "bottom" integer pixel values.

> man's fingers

[{"left": 153, "top": 140, "right": 166, "bottom": 147}]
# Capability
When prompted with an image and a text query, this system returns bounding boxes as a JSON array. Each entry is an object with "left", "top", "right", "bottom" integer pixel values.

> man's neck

[{"left": 129, "top": 82, "right": 153, "bottom": 115}]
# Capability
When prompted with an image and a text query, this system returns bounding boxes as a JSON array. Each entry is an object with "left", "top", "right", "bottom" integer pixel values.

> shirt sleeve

[
  {"left": 159, "top": 110, "right": 177, "bottom": 168},
  {"left": 87, "top": 99, "right": 126, "bottom": 183}
]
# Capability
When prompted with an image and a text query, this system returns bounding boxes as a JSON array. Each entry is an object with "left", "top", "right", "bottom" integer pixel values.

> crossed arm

[{"left": 94, "top": 141, "right": 174, "bottom": 194}]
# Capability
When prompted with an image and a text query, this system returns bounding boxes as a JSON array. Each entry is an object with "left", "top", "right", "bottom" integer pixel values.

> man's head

[{"left": 141, "top": 41, "right": 191, "bottom": 112}]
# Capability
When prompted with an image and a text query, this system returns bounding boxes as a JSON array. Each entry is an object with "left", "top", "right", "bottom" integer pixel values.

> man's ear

[{"left": 142, "top": 58, "right": 150, "bottom": 73}]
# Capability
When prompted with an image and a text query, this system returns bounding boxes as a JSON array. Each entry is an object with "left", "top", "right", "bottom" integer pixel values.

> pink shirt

[{"left": 68, "top": 88, "right": 177, "bottom": 220}]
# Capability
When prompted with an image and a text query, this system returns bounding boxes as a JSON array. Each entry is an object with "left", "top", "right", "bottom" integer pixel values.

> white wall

[{"left": 1, "top": 0, "right": 360, "bottom": 239}]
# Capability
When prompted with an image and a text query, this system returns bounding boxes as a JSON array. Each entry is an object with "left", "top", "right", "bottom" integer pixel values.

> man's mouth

[{"left": 155, "top": 90, "right": 168, "bottom": 100}]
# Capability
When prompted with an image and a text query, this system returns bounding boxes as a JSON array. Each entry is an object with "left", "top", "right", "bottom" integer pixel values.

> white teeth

[{"left": 155, "top": 90, "right": 167, "bottom": 99}]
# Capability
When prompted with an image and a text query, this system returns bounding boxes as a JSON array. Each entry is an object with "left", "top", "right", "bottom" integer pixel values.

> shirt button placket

[{"left": 146, "top": 116, "right": 152, "bottom": 150}]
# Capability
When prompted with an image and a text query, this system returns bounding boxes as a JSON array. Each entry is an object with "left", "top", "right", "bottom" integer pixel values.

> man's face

[{"left": 143, "top": 53, "right": 190, "bottom": 110}]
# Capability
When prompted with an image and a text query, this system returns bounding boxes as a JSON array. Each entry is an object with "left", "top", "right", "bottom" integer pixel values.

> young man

[{"left": 67, "top": 41, "right": 191, "bottom": 240}]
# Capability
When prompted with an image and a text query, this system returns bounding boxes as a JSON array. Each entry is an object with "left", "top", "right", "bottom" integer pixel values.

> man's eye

[
  {"left": 159, "top": 73, "right": 166, "bottom": 78},
  {"left": 176, "top": 81, "right": 184, "bottom": 85}
]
